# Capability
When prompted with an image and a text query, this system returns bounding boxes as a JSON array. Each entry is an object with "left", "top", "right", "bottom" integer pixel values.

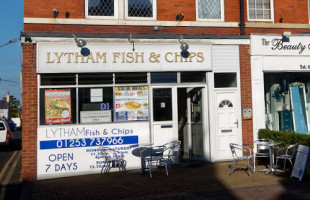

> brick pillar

[
  {"left": 22, "top": 43, "right": 37, "bottom": 181},
  {"left": 239, "top": 45, "right": 253, "bottom": 147}
]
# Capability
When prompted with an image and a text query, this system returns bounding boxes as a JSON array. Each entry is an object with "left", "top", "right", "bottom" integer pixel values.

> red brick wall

[
  {"left": 239, "top": 45, "right": 253, "bottom": 147},
  {"left": 22, "top": 43, "right": 38, "bottom": 181},
  {"left": 24, "top": 0, "right": 242, "bottom": 22}
]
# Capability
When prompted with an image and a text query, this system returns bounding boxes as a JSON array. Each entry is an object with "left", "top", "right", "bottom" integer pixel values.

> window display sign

[
  {"left": 45, "top": 89, "right": 72, "bottom": 124},
  {"left": 37, "top": 122, "right": 150, "bottom": 180},
  {"left": 80, "top": 110, "right": 112, "bottom": 123},
  {"left": 115, "top": 86, "right": 149, "bottom": 121}
]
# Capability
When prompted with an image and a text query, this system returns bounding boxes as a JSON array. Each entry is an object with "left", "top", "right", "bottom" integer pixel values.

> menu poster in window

[
  {"left": 115, "top": 86, "right": 149, "bottom": 121},
  {"left": 45, "top": 89, "right": 72, "bottom": 124}
]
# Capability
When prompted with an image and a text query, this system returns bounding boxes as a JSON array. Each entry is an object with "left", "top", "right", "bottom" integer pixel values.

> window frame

[
  {"left": 125, "top": 0, "right": 157, "bottom": 20},
  {"left": 85, "top": 0, "right": 119, "bottom": 20},
  {"left": 196, "top": 0, "right": 225, "bottom": 22},
  {"left": 247, "top": 0, "right": 274, "bottom": 22}
]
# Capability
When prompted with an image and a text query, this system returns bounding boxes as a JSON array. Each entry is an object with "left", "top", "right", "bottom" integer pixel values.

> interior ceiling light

[
  {"left": 72, "top": 34, "right": 90, "bottom": 56},
  {"left": 128, "top": 34, "right": 135, "bottom": 51},
  {"left": 179, "top": 35, "right": 189, "bottom": 58}
]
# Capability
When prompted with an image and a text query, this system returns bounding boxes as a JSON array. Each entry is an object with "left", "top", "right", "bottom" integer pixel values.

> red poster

[{"left": 45, "top": 89, "right": 71, "bottom": 124}]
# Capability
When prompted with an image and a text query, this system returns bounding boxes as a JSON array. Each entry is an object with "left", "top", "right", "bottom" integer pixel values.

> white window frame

[
  {"left": 247, "top": 0, "right": 274, "bottom": 22},
  {"left": 85, "top": 0, "right": 119, "bottom": 19},
  {"left": 125, "top": 0, "right": 157, "bottom": 20},
  {"left": 196, "top": 0, "right": 225, "bottom": 22}
]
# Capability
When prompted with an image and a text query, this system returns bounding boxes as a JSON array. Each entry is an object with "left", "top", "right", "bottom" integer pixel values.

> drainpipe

[{"left": 240, "top": 0, "right": 245, "bottom": 35}]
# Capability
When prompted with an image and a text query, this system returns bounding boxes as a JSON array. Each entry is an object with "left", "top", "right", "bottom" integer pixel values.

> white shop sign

[
  {"left": 262, "top": 56, "right": 310, "bottom": 72},
  {"left": 251, "top": 35, "right": 310, "bottom": 56},
  {"left": 37, "top": 122, "right": 150, "bottom": 180},
  {"left": 291, "top": 145, "right": 309, "bottom": 181},
  {"left": 37, "top": 42, "right": 212, "bottom": 73}
]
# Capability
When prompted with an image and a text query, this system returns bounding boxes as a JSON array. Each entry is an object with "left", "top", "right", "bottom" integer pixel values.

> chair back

[{"left": 286, "top": 143, "right": 299, "bottom": 157}]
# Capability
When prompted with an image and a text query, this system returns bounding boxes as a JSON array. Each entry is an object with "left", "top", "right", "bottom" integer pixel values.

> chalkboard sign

[{"left": 291, "top": 145, "right": 310, "bottom": 181}]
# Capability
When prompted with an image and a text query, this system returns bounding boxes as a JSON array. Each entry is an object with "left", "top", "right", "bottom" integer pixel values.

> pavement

[{"left": 19, "top": 161, "right": 310, "bottom": 200}]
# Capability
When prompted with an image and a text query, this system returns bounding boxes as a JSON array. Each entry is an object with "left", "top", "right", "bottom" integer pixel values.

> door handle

[{"left": 234, "top": 119, "right": 238, "bottom": 128}]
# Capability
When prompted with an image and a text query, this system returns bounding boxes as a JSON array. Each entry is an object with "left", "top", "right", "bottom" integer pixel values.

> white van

[{"left": 0, "top": 120, "right": 14, "bottom": 146}]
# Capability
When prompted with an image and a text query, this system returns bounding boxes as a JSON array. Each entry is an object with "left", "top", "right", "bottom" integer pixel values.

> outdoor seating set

[
  {"left": 228, "top": 139, "right": 299, "bottom": 177},
  {"left": 98, "top": 140, "right": 182, "bottom": 178},
  {"left": 142, "top": 140, "right": 182, "bottom": 178},
  {"left": 99, "top": 147, "right": 127, "bottom": 176}
]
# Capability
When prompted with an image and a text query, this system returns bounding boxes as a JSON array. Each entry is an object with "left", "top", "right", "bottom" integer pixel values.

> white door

[
  {"left": 151, "top": 87, "right": 178, "bottom": 147},
  {"left": 215, "top": 91, "right": 240, "bottom": 160}
]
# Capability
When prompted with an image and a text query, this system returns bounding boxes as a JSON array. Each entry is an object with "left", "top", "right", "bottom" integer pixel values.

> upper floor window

[
  {"left": 196, "top": 0, "right": 224, "bottom": 21},
  {"left": 87, "top": 0, "right": 118, "bottom": 19},
  {"left": 86, "top": 0, "right": 157, "bottom": 20},
  {"left": 247, "top": 0, "right": 273, "bottom": 21},
  {"left": 126, "top": 0, "right": 155, "bottom": 19}
]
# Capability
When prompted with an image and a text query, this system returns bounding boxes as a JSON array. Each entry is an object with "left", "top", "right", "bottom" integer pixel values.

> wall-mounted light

[
  {"left": 128, "top": 34, "right": 135, "bottom": 51},
  {"left": 20, "top": 32, "right": 32, "bottom": 43},
  {"left": 179, "top": 35, "right": 189, "bottom": 58},
  {"left": 72, "top": 34, "right": 90, "bottom": 56},
  {"left": 52, "top": 9, "right": 59, "bottom": 18},
  {"left": 282, "top": 31, "right": 291, "bottom": 43},
  {"left": 176, "top": 13, "right": 184, "bottom": 21},
  {"left": 65, "top": 11, "right": 70, "bottom": 18}
]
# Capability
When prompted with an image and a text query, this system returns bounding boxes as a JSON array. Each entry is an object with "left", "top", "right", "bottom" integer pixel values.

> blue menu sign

[{"left": 291, "top": 145, "right": 310, "bottom": 181}]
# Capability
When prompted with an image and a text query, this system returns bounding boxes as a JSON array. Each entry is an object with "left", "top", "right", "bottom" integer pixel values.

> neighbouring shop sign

[
  {"left": 251, "top": 35, "right": 310, "bottom": 56},
  {"left": 37, "top": 42, "right": 212, "bottom": 73},
  {"left": 115, "top": 86, "right": 149, "bottom": 121},
  {"left": 37, "top": 122, "right": 150, "bottom": 180},
  {"left": 45, "top": 89, "right": 72, "bottom": 124}
]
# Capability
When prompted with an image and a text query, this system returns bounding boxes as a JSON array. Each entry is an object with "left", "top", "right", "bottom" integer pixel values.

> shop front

[
  {"left": 251, "top": 34, "right": 310, "bottom": 138},
  {"left": 35, "top": 38, "right": 243, "bottom": 179}
]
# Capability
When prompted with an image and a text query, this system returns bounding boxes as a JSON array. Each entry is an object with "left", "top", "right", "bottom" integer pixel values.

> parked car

[
  {"left": 0, "top": 120, "right": 14, "bottom": 146},
  {"left": 7, "top": 119, "right": 16, "bottom": 132}
]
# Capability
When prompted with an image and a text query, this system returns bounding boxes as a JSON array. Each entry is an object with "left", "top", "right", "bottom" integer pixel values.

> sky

[{"left": 0, "top": 0, "right": 23, "bottom": 101}]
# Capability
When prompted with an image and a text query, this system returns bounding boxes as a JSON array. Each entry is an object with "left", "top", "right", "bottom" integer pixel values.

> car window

[{"left": 0, "top": 123, "right": 5, "bottom": 130}]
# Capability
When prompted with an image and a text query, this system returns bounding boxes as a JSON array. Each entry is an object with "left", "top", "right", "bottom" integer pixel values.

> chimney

[{"left": 6, "top": 92, "right": 10, "bottom": 103}]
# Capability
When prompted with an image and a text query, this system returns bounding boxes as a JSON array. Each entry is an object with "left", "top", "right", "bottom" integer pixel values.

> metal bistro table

[
  {"left": 130, "top": 143, "right": 153, "bottom": 174},
  {"left": 258, "top": 141, "right": 283, "bottom": 175}
]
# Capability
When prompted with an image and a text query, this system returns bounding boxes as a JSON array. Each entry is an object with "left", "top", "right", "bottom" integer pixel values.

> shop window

[
  {"left": 196, "top": 0, "right": 224, "bottom": 21},
  {"left": 115, "top": 72, "right": 147, "bottom": 84},
  {"left": 115, "top": 86, "right": 149, "bottom": 121},
  {"left": 126, "top": 0, "right": 156, "bottom": 20},
  {"left": 39, "top": 88, "right": 76, "bottom": 125},
  {"left": 151, "top": 73, "right": 177, "bottom": 83},
  {"left": 181, "top": 72, "right": 206, "bottom": 83},
  {"left": 265, "top": 73, "right": 310, "bottom": 134},
  {"left": 78, "top": 73, "right": 113, "bottom": 85},
  {"left": 153, "top": 88, "right": 172, "bottom": 121},
  {"left": 214, "top": 73, "right": 237, "bottom": 88},
  {"left": 79, "top": 88, "right": 113, "bottom": 124},
  {"left": 247, "top": 0, "right": 273, "bottom": 21},
  {"left": 86, "top": 0, "right": 118, "bottom": 19},
  {"left": 41, "top": 74, "right": 76, "bottom": 85}
]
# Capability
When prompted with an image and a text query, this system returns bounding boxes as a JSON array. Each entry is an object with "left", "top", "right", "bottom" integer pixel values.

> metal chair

[
  {"left": 163, "top": 141, "right": 183, "bottom": 167},
  {"left": 275, "top": 143, "right": 298, "bottom": 171},
  {"left": 253, "top": 139, "right": 274, "bottom": 172},
  {"left": 228, "top": 143, "right": 253, "bottom": 176},
  {"left": 99, "top": 147, "right": 126, "bottom": 176},
  {"left": 144, "top": 146, "right": 168, "bottom": 178}
]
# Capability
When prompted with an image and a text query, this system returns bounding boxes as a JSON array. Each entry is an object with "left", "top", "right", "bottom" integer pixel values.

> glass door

[{"left": 178, "top": 87, "right": 205, "bottom": 160}]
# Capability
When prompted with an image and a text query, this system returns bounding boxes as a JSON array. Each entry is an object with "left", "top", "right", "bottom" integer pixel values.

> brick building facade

[{"left": 22, "top": 0, "right": 310, "bottom": 181}]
